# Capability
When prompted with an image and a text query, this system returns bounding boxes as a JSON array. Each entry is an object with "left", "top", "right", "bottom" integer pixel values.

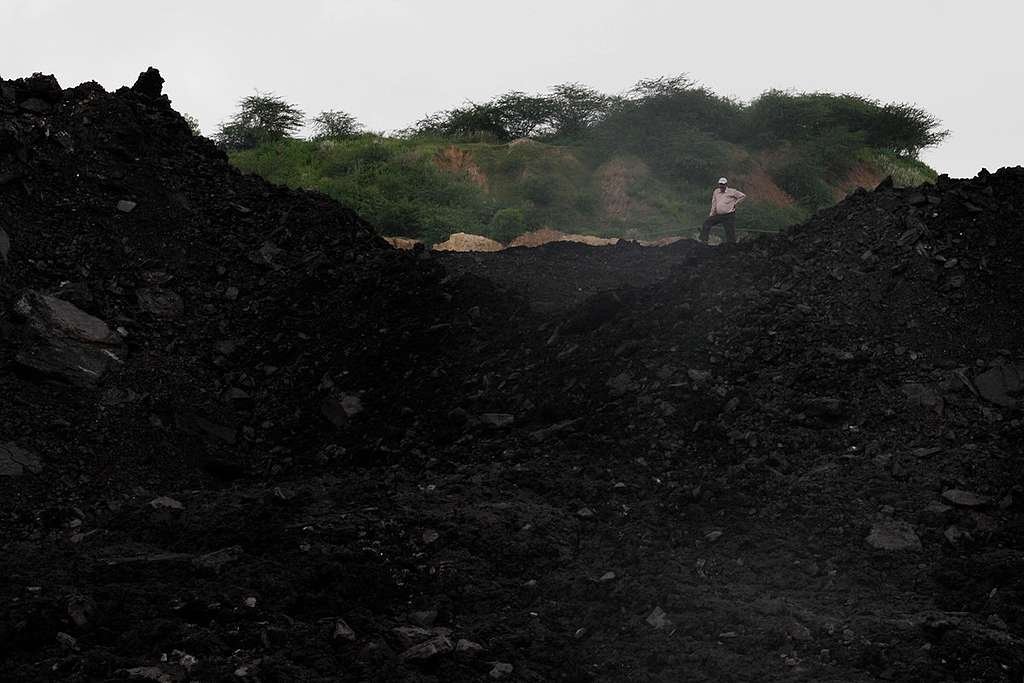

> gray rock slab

[
  {"left": 866, "top": 519, "right": 922, "bottom": 551},
  {"left": 0, "top": 442, "right": 43, "bottom": 476}
]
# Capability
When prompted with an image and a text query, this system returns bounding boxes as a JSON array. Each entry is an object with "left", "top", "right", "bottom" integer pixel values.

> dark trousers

[{"left": 700, "top": 212, "right": 737, "bottom": 243}]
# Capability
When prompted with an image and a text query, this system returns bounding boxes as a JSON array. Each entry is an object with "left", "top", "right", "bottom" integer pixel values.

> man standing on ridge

[{"left": 700, "top": 177, "right": 746, "bottom": 244}]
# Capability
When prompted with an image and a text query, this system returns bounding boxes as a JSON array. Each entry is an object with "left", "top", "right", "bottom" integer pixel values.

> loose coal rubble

[{"left": 0, "top": 69, "right": 1021, "bottom": 681}]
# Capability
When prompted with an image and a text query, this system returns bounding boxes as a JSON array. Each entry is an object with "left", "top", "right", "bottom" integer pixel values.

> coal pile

[
  {"left": 1, "top": 70, "right": 1022, "bottom": 682},
  {"left": 0, "top": 69, "right": 517, "bottom": 488},
  {"left": 437, "top": 238, "right": 710, "bottom": 314}
]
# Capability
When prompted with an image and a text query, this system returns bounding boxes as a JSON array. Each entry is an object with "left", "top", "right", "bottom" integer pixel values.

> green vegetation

[
  {"left": 311, "top": 110, "right": 363, "bottom": 141},
  {"left": 866, "top": 149, "right": 939, "bottom": 188},
  {"left": 226, "top": 76, "right": 946, "bottom": 245},
  {"left": 231, "top": 137, "right": 493, "bottom": 243},
  {"left": 216, "top": 92, "right": 305, "bottom": 149}
]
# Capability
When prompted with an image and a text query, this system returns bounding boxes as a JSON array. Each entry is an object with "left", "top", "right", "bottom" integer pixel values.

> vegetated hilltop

[
  {"left": 2, "top": 68, "right": 1021, "bottom": 682},
  {"left": 228, "top": 76, "right": 944, "bottom": 245}
]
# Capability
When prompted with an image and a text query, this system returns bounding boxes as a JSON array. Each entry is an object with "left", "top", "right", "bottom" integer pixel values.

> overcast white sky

[{"left": 1, "top": 0, "right": 1020, "bottom": 177}]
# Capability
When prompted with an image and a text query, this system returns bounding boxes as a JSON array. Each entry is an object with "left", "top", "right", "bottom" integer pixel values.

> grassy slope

[{"left": 230, "top": 136, "right": 937, "bottom": 246}]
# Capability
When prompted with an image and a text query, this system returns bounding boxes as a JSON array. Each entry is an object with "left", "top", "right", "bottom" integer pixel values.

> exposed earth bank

[{"left": 1, "top": 70, "right": 1022, "bottom": 682}]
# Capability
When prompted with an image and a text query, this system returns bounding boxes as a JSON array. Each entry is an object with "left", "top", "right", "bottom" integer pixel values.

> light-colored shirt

[{"left": 710, "top": 187, "right": 746, "bottom": 216}]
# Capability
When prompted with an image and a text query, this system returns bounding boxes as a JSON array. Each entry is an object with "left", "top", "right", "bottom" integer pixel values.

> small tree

[
  {"left": 413, "top": 102, "right": 508, "bottom": 141},
  {"left": 492, "top": 91, "right": 556, "bottom": 140},
  {"left": 312, "top": 110, "right": 363, "bottom": 140},
  {"left": 875, "top": 102, "right": 949, "bottom": 157},
  {"left": 410, "top": 91, "right": 556, "bottom": 142},
  {"left": 215, "top": 92, "right": 305, "bottom": 150}
]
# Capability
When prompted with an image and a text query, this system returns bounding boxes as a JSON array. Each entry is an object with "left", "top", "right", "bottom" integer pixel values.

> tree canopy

[
  {"left": 312, "top": 110, "right": 363, "bottom": 140},
  {"left": 215, "top": 92, "right": 305, "bottom": 150},
  {"left": 403, "top": 75, "right": 947, "bottom": 164}
]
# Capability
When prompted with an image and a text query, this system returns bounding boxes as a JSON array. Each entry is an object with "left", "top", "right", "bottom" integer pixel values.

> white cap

[{"left": 718, "top": 177, "right": 728, "bottom": 185}]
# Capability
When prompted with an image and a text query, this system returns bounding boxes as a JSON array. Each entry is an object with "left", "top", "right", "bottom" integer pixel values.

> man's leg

[
  {"left": 723, "top": 213, "right": 737, "bottom": 243},
  {"left": 700, "top": 215, "right": 720, "bottom": 243}
]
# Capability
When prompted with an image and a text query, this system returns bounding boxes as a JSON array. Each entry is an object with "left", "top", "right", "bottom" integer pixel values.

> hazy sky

[{"left": 2, "top": 0, "right": 1020, "bottom": 177}]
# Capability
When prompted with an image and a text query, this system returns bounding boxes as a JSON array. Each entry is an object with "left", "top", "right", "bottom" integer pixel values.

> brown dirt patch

[
  {"left": 836, "top": 163, "right": 886, "bottom": 199},
  {"left": 637, "top": 236, "right": 686, "bottom": 246},
  {"left": 434, "top": 145, "right": 488, "bottom": 191},
  {"left": 383, "top": 236, "right": 423, "bottom": 250},
  {"left": 736, "top": 165, "right": 796, "bottom": 208},
  {"left": 431, "top": 232, "right": 505, "bottom": 252},
  {"left": 509, "top": 228, "right": 568, "bottom": 247},
  {"left": 510, "top": 229, "right": 619, "bottom": 248},
  {"left": 596, "top": 157, "right": 650, "bottom": 220},
  {"left": 563, "top": 233, "right": 619, "bottom": 247}
]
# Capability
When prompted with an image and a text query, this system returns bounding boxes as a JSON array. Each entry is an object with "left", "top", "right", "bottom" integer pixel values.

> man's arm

[
  {"left": 709, "top": 193, "right": 717, "bottom": 217},
  {"left": 731, "top": 189, "right": 747, "bottom": 206}
]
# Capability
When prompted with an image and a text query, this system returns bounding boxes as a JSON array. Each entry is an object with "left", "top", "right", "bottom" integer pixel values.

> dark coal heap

[{"left": 1, "top": 69, "right": 1022, "bottom": 682}]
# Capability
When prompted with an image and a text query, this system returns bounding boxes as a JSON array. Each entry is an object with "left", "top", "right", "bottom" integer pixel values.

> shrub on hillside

[
  {"left": 625, "top": 75, "right": 745, "bottom": 138},
  {"left": 589, "top": 75, "right": 744, "bottom": 182},
  {"left": 867, "top": 150, "right": 938, "bottom": 187},
  {"left": 413, "top": 93, "right": 555, "bottom": 142},
  {"left": 594, "top": 118, "right": 731, "bottom": 184},
  {"left": 547, "top": 83, "right": 616, "bottom": 139},
  {"left": 521, "top": 175, "right": 557, "bottom": 206},
  {"left": 312, "top": 110, "right": 363, "bottom": 140},
  {"left": 797, "top": 126, "right": 868, "bottom": 179},
  {"left": 489, "top": 207, "right": 529, "bottom": 243},
  {"left": 774, "top": 161, "right": 836, "bottom": 210},
  {"left": 322, "top": 136, "right": 395, "bottom": 174},
  {"left": 413, "top": 103, "right": 509, "bottom": 141}
]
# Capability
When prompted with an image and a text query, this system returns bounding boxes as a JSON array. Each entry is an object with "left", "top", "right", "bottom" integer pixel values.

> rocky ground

[{"left": 1, "top": 70, "right": 1022, "bottom": 682}]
